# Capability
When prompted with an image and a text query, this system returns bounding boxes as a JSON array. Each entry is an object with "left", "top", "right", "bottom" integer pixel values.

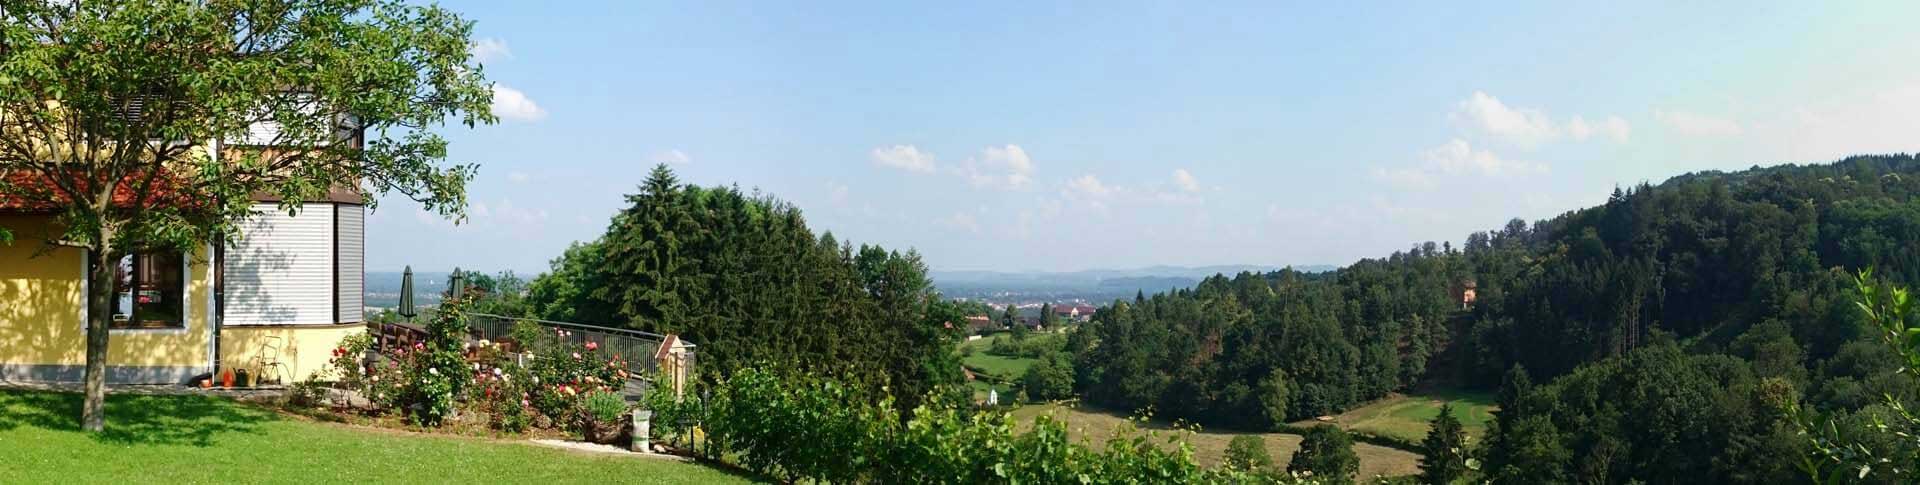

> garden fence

[{"left": 466, "top": 313, "right": 696, "bottom": 384}]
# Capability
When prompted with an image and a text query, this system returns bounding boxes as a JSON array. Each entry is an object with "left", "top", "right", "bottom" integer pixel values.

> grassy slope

[
  {"left": 957, "top": 333, "right": 1038, "bottom": 401},
  {"left": 1011, "top": 403, "right": 1422, "bottom": 479},
  {"left": 0, "top": 390, "right": 755, "bottom": 484},
  {"left": 1292, "top": 390, "right": 1497, "bottom": 443}
]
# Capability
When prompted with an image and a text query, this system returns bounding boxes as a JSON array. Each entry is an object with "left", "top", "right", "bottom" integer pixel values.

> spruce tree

[{"left": 1419, "top": 403, "right": 1468, "bottom": 484}]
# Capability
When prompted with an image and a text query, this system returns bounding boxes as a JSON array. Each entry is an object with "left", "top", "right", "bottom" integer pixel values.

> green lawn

[
  {"left": 0, "top": 389, "right": 757, "bottom": 484},
  {"left": 1291, "top": 390, "right": 1498, "bottom": 443},
  {"left": 957, "top": 333, "right": 1041, "bottom": 379}
]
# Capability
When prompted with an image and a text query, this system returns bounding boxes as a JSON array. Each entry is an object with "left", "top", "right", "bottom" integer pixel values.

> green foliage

[
  {"left": 581, "top": 390, "right": 626, "bottom": 426},
  {"left": 1784, "top": 270, "right": 1920, "bottom": 483},
  {"left": 1289, "top": 425, "right": 1360, "bottom": 484},
  {"left": 0, "top": 0, "right": 493, "bottom": 432},
  {"left": 987, "top": 332, "right": 1064, "bottom": 358},
  {"left": 1479, "top": 344, "right": 1797, "bottom": 483},
  {"left": 462, "top": 270, "right": 533, "bottom": 318},
  {"left": 524, "top": 165, "right": 965, "bottom": 414},
  {"left": 1225, "top": 434, "right": 1275, "bottom": 471},
  {"left": 1019, "top": 354, "right": 1075, "bottom": 402},
  {"left": 395, "top": 297, "right": 474, "bottom": 426},
  {"left": 1073, "top": 260, "right": 1455, "bottom": 428},
  {"left": 520, "top": 327, "right": 625, "bottom": 426},
  {"left": 1417, "top": 404, "right": 1466, "bottom": 485},
  {"left": 524, "top": 241, "right": 620, "bottom": 324},
  {"left": 699, "top": 367, "right": 1334, "bottom": 484}
]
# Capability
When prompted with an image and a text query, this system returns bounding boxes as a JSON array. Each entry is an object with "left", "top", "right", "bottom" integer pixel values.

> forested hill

[{"left": 1070, "top": 155, "right": 1920, "bottom": 480}]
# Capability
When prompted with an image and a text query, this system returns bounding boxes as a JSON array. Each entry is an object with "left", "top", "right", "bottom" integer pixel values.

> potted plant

[
  {"left": 580, "top": 390, "right": 627, "bottom": 445},
  {"left": 237, "top": 368, "right": 254, "bottom": 388}
]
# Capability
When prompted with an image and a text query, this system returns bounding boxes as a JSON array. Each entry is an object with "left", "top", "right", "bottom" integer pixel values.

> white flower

[
  {"left": 493, "top": 367, "right": 504, "bottom": 376},
  {"left": 428, "top": 367, "right": 440, "bottom": 376},
  {"left": 472, "top": 363, "right": 481, "bottom": 372},
  {"left": 479, "top": 339, "right": 492, "bottom": 347}
]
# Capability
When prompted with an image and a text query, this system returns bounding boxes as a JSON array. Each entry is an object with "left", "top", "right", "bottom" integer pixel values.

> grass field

[
  {"left": 1010, "top": 403, "right": 1422, "bottom": 479},
  {"left": 957, "top": 333, "right": 1039, "bottom": 375},
  {"left": 1292, "top": 390, "right": 1498, "bottom": 443},
  {"left": 0, "top": 389, "right": 755, "bottom": 484}
]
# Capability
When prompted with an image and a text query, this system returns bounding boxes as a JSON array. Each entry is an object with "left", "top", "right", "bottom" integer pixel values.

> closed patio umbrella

[{"left": 398, "top": 266, "right": 416, "bottom": 323}]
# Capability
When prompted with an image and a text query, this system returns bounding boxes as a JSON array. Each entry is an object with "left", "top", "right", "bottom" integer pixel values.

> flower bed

[{"left": 290, "top": 299, "right": 641, "bottom": 444}]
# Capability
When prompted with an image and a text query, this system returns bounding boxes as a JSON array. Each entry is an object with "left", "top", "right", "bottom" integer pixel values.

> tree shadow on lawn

[{"left": 0, "top": 390, "right": 275, "bottom": 447}]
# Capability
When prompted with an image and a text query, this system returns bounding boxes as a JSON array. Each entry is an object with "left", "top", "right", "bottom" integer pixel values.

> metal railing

[{"left": 466, "top": 313, "right": 693, "bottom": 378}]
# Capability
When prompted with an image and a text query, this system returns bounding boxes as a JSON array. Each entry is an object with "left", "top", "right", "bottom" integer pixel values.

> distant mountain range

[
  {"left": 929, "top": 264, "right": 1335, "bottom": 304},
  {"left": 360, "top": 265, "right": 1338, "bottom": 309},
  {"left": 930, "top": 264, "right": 1332, "bottom": 285}
]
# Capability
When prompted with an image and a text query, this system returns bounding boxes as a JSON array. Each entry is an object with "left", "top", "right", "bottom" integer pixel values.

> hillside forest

[{"left": 469, "top": 155, "right": 1920, "bottom": 483}]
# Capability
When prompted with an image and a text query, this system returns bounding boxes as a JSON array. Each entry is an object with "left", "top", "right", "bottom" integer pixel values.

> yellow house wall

[
  {"left": 219, "top": 324, "right": 364, "bottom": 383},
  {"left": 0, "top": 215, "right": 214, "bottom": 382}
]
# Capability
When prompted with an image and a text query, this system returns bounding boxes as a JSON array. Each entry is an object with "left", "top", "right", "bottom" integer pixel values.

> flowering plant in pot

[{"left": 580, "top": 390, "right": 628, "bottom": 444}]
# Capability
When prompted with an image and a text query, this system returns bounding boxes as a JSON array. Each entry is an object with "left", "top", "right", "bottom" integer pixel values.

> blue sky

[{"left": 367, "top": 1, "right": 1920, "bottom": 274}]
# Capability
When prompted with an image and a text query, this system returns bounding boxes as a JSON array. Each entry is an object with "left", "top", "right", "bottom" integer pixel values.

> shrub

[
  {"left": 700, "top": 367, "right": 1329, "bottom": 484},
  {"left": 522, "top": 327, "right": 625, "bottom": 429},
  {"left": 1290, "top": 425, "right": 1360, "bottom": 485},
  {"left": 583, "top": 390, "right": 626, "bottom": 424},
  {"left": 1018, "top": 353, "right": 1075, "bottom": 402},
  {"left": 309, "top": 311, "right": 617, "bottom": 434},
  {"left": 1226, "top": 434, "right": 1275, "bottom": 471}
]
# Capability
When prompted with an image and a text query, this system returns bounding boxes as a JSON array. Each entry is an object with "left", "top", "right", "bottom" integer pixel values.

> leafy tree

[
  {"left": 1288, "top": 425, "right": 1359, "bottom": 484},
  {"left": 1259, "top": 368, "right": 1291, "bottom": 429},
  {"left": 1019, "top": 354, "right": 1074, "bottom": 402},
  {"left": 1785, "top": 270, "right": 1920, "bottom": 483},
  {"left": 1418, "top": 403, "right": 1468, "bottom": 485},
  {"left": 0, "top": 0, "right": 492, "bottom": 431},
  {"left": 1224, "top": 434, "right": 1275, "bottom": 471}
]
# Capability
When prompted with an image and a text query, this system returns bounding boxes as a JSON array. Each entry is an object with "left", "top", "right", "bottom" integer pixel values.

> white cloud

[
  {"left": 1452, "top": 91, "right": 1630, "bottom": 146},
  {"left": 1065, "top": 174, "right": 1114, "bottom": 197},
  {"left": 470, "top": 200, "right": 492, "bottom": 218},
  {"left": 1655, "top": 109, "right": 1743, "bottom": 137},
  {"left": 490, "top": 84, "right": 546, "bottom": 122},
  {"left": 1172, "top": 168, "right": 1200, "bottom": 192},
  {"left": 1453, "top": 91, "right": 1561, "bottom": 146},
  {"left": 870, "top": 144, "right": 936, "bottom": 173},
  {"left": 1422, "top": 139, "right": 1546, "bottom": 176},
  {"left": 470, "top": 38, "right": 513, "bottom": 63},
  {"left": 959, "top": 145, "right": 1035, "bottom": 189},
  {"left": 506, "top": 171, "right": 530, "bottom": 184},
  {"left": 1061, "top": 174, "right": 1119, "bottom": 210},
  {"left": 1369, "top": 139, "right": 1544, "bottom": 192},
  {"left": 1568, "top": 115, "right": 1631, "bottom": 142},
  {"left": 649, "top": 149, "right": 691, "bottom": 165}
]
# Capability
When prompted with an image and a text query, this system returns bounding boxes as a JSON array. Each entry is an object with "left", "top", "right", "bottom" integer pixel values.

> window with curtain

[{"left": 108, "top": 252, "right": 186, "bottom": 329}]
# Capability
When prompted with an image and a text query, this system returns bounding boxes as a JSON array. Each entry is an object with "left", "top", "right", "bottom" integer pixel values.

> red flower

[{"left": 585, "top": 341, "right": 599, "bottom": 351}]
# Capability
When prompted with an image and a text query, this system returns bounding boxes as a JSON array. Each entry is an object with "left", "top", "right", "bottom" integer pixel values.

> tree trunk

[{"left": 80, "top": 240, "right": 115, "bottom": 432}]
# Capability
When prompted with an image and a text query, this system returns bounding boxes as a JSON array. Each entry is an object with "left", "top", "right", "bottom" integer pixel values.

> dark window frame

[{"left": 102, "top": 251, "right": 189, "bottom": 330}]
